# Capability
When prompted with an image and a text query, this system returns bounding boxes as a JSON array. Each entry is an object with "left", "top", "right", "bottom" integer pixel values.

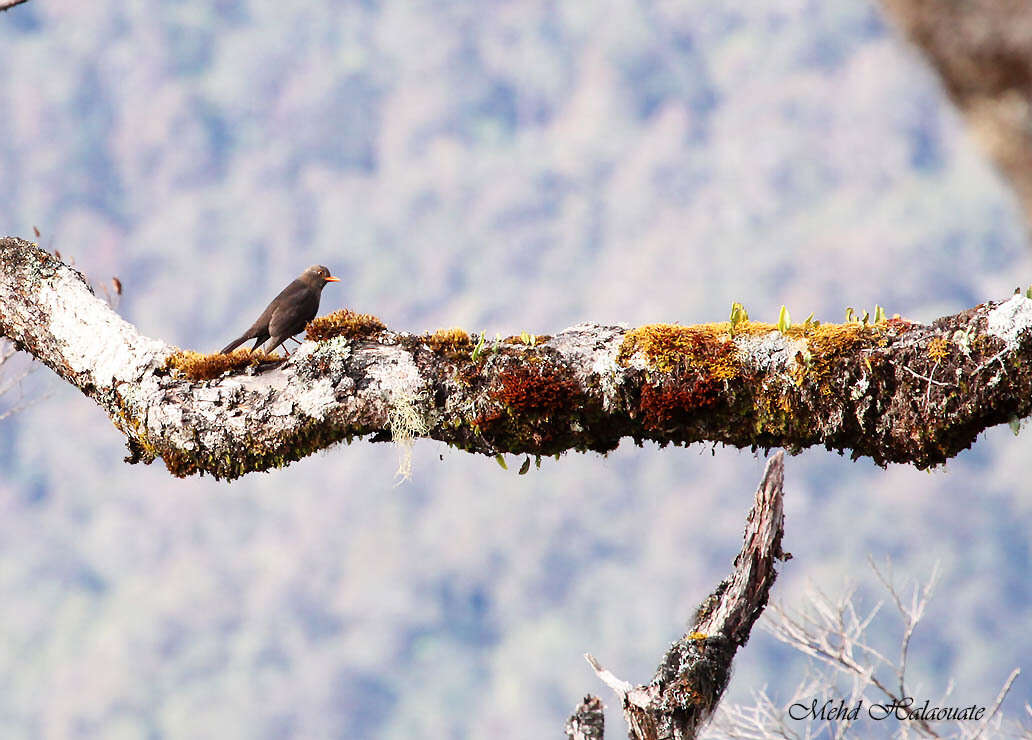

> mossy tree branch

[
  {"left": 2, "top": 237, "right": 1032, "bottom": 480},
  {"left": 574, "top": 452, "right": 788, "bottom": 739}
]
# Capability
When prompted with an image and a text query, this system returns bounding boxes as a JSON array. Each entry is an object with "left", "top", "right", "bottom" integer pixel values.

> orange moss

[
  {"left": 619, "top": 324, "right": 742, "bottom": 379},
  {"left": 796, "top": 322, "right": 888, "bottom": 393},
  {"left": 306, "top": 309, "right": 386, "bottom": 341},
  {"left": 165, "top": 349, "right": 281, "bottom": 381},
  {"left": 806, "top": 322, "right": 883, "bottom": 357},
  {"left": 424, "top": 328, "right": 472, "bottom": 353},
  {"left": 501, "top": 333, "right": 550, "bottom": 346}
]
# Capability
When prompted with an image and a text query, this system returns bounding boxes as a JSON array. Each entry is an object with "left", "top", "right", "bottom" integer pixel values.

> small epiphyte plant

[{"left": 728, "top": 301, "right": 749, "bottom": 336}]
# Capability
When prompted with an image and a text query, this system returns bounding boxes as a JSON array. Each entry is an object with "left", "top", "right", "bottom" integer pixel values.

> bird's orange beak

[{"left": 325, "top": 275, "right": 341, "bottom": 282}]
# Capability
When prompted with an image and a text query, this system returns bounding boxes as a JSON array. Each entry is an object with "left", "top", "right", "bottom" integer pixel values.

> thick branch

[
  {"left": 879, "top": 0, "right": 1032, "bottom": 227},
  {"left": 3, "top": 237, "right": 1032, "bottom": 479},
  {"left": 580, "top": 452, "right": 788, "bottom": 740}
]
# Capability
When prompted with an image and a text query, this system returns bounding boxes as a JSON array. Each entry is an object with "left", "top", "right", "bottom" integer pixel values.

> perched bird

[{"left": 220, "top": 265, "right": 340, "bottom": 354}]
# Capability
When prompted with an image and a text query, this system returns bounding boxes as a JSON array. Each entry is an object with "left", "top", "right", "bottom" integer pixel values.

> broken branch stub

[{"left": 580, "top": 452, "right": 788, "bottom": 740}]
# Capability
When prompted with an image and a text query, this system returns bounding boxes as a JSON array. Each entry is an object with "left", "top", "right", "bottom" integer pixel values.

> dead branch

[
  {"left": 565, "top": 696, "right": 606, "bottom": 740},
  {"left": 577, "top": 452, "right": 788, "bottom": 740}
]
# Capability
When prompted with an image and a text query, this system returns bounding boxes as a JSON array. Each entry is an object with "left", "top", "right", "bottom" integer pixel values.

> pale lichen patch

[
  {"left": 554, "top": 323, "right": 627, "bottom": 410},
  {"left": 294, "top": 377, "right": 337, "bottom": 419},
  {"left": 986, "top": 294, "right": 1032, "bottom": 347},
  {"left": 363, "top": 345, "right": 431, "bottom": 479},
  {"left": 734, "top": 332, "right": 806, "bottom": 374}
]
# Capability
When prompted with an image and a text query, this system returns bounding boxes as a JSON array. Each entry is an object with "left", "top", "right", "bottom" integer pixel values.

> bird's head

[{"left": 302, "top": 265, "right": 341, "bottom": 289}]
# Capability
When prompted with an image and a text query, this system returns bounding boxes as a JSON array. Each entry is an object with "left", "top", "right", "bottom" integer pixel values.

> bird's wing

[
  {"left": 268, "top": 288, "right": 320, "bottom": 340},
  {"left": 240, "top": 279, "right": 306, "bottom": 335}
]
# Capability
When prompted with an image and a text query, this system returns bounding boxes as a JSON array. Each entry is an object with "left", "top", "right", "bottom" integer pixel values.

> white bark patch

[
  {"left": 986, "top": 294, "right": 1032, "bottom": 348},
  {"left": 364, "top": 345, "right": 426, "bottom": 406},
  {"left": 148, "top": 403, "right": 182, "bottom": 431},
  {"left": 270, "top": 399, "right": 295, "bottom": 416},
  {"left": 38, "top": 281, "right": 167, "bottom": 388},
  {"left": 194, "top": 386, "right": 221, "bottom": 402}
]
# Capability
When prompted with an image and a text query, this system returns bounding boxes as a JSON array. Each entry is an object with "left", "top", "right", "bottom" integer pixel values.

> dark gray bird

[{"left": 220, "top": 265, "right": 340, "bottom": 354}]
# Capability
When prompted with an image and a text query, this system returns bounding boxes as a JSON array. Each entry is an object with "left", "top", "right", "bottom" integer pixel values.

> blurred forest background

[{"left": 1, "top": 1, "right": 1031, "bottom": 737}]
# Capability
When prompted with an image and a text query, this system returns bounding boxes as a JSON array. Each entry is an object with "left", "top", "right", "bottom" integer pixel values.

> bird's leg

[{"left": 280, "top": 336, "right": 304, "bottom": 357}]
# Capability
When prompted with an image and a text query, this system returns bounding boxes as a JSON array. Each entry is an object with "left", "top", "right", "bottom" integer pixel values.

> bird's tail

[{"left": 220, "top": 336, "right": 248, "bottom": 354}]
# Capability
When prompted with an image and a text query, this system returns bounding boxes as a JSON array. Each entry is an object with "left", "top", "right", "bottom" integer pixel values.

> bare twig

[
  {"left": 968, "top": 668, "right": 1020, "bottom": 740},
  {"left": 0, "top": 0, "right": 31, "bottom": 11},
  {"left": 726, "top": 563, "right": 1024, "bottom": 739},
  {"left": 0, "top": 339, "right": 39, "bottom": 421},
  {"left": 868, "top": 558, "right": 941, "bottom": 703}
]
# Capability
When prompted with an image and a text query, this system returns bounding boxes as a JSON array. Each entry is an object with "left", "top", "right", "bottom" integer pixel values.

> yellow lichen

[
  {"left": 306, "top": 309, "right": 386, "bottom": 341},
  {"left": 928, "top": 336, "right": 950, "bottom": 362},
  {"left": 164, "top": 349, "right": 281, "bottom": 381}
]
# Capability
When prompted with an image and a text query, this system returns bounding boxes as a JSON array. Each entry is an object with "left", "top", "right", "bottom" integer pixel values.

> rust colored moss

[
  {"left": 306, "top": 309, "right": 386, "bottom": 341},
  {"left": 489, "top": 361, "right": 580, "bottom": 415},
  {"left": 639, "top": 378, "right": 722, "bottom": 431},
  {"left": 165, "top": 349, "right": 281, "bottom": 381},
  {"left": 883, "top": 317, "right": 915, "bottom": 332}
]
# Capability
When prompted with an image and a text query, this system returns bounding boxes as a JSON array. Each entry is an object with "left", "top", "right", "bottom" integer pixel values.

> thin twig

[{"left": 970, "top": 668, "right": 1020, "bottom": 740}]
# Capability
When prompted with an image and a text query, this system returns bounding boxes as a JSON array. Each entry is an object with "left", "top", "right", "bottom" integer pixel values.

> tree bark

[
  {"left": 879, "top": 0, "right": 1032, "bottom": 228},
  {"left": 2, "top": 237, "right": 1032, "bottom": 480},
  {"left": 575, "top": 452, "right": 788, "bottom": 739}
]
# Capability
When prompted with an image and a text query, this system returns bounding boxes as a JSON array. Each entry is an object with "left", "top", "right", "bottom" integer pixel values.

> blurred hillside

[{"left": 1, "top": 1, "right": 1030, "bottom": 738}]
